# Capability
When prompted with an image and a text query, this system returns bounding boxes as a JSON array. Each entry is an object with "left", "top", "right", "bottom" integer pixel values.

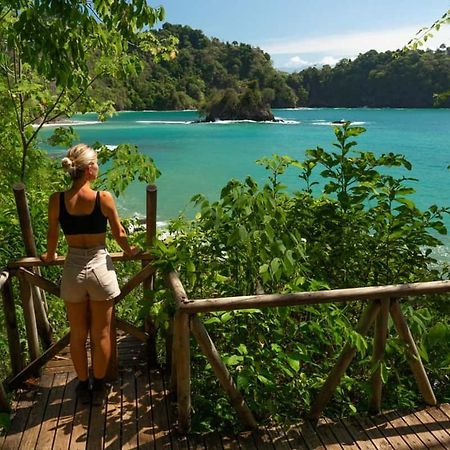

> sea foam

[
  {"left": 34, "top": 120, "right": 102, "bottom": 128},
  {"left": 136, "top": 120, "right": 191, "bottom": 125}
]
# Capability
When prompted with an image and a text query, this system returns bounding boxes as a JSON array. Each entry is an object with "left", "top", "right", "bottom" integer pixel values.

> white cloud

[
  {"left": 320, "top": 56, "right": 340, "bottom": 66},
  {"left": 284, "top": 55, "right": 312, "bottom": 68},
  {"left": 281, "top": 54, "right": 342, "bottom": 70},
  {"left": 262, "top": 25, "right": 450, "bottom": 57}
]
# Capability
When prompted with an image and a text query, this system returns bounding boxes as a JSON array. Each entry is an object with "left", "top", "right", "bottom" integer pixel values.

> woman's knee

[
  {"left": 70, "top": 328, "right": 89, "bottom": 346},
  {"left": 90, "top": 324, "right": 110, "bottom": 345}
]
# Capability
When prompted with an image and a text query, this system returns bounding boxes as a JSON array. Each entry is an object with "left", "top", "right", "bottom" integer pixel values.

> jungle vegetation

[
  {"left": 0, "top": 2, "right": 449, "bottom": 433},
  {"left": 93, "top": 23, "right": 450, "bottom": 111}
]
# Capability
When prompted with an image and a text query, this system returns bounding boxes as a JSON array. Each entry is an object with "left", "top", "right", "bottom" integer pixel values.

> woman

[{"left": 41, "top": 143, "right": 140, "bottom": 406}]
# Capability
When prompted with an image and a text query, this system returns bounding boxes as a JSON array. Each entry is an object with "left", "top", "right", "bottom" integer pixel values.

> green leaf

[
  {"left": 225, "top": 354, "right": 243, "bottom": 366},
  {"left": 257, "top": 374, "right": 273, "bottom": 385},
  {"left": 287, "top": 355, "right": 301, "bottom": 372},
  {"left": 426, "top": 323, "right": 450, "bottom": 348}
]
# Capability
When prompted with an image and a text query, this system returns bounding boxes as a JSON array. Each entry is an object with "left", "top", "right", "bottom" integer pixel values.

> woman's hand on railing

[
  {"left": 125, "top": 246, "right": 143, "bottom": 258},
  {"left": 40, "top": 252, "right": 57, "bottom": 263}
]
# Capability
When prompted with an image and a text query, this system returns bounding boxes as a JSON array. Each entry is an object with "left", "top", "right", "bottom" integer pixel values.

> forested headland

[{"left": 93, "top": 23, "right": 450, "bottom": 111}]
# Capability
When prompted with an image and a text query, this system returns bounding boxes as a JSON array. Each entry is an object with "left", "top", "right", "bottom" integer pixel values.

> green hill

[{"left": 93, "top": 24, "right": 450, "bottom": 110}]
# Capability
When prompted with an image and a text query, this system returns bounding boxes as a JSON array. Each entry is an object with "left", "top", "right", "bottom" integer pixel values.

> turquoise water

[{"left": 41, "top": 108, "right": 450, "bottom": 255}]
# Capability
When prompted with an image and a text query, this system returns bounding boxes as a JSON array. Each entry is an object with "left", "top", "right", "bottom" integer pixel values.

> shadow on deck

[{"left": 1, "top": 333, "right": 450, "bottom": 449}]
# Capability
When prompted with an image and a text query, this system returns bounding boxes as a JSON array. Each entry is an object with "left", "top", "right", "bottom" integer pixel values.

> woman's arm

[
  {"left": 41, "top": 192, "right": 60, "bottom": 262},
  {"left": 100, "top": 191, "right": 140, "bottom": 256}
]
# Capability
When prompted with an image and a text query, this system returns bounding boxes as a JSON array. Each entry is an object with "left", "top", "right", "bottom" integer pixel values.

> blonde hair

[{"left": 61, "top": 144, "right": 97, "bottom": 180}]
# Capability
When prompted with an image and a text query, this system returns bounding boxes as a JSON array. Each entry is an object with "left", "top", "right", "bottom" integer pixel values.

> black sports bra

[{"left": 59, "top": 191, "right": 107, "bottom": 235}]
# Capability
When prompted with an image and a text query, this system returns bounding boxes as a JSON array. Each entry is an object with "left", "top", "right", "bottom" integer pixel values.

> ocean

[{"left": 41, "top": 108, "right": 450, "bottom": 258}]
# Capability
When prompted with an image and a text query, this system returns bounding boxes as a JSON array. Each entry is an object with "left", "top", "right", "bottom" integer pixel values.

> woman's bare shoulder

[{"left": 99, "top": 190, "right": 114, "bottom": 202}]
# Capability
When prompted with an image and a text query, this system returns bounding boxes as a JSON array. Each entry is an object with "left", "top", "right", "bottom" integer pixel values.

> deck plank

[
  {"left": 136, "top": 365, "right": 155, "bottom": 448},
  {"left": 439, "top": 403, "right": 450, "bottom": 420},
  {"left": 353, "top": 415, "right": 393, "bottom": 450},
  {"left": 51, "top": 373, "right": 77, "bottom": 450},
  {"left": 121, "top": 368, "right": 139, "bottom": 449},
  {"left": 321, "top": 417, "right": 359, "bottom": 450},
  {"left": 340, "top": 417, "right": 378, "bottom": 450},
  {"left": 160, "top": 370, "right": 189, "bottom": 450},
  {"left": 69, "top": 379, "right": 92, "bottom": 450},
  {"left": 315, "top": 418, "right": 343, "bottom": 449},
  {"left": 19, "top": 372, "right": 53, "bottom": 450},
  {"left": 103, "top": 375, "right": 122, "bottom": 450},
  {"left": 149, "top": 368, "right": 175, "bottom": 449},
  {"left": 413, "top": 408, "right": 450, "bottom": 449},
  {"left": 221, "top": 432, "right": 241, "bottom": 449},
  {"left": 398, "top": 408, "right": 445, "bottom": 450},
  {"left": 35, "top": 372, "right": 68, "bottom": 450},
  {"left": 425, "top": 407, "right": 450, "bottom": 437},
  {"left": 237, "top": 430, "right": 257, "bottom": 449},
  {"left": 86, "top": 384, "right": 107, "bottom": 449},
  {"left": 2, "top": 385, "right": 38, "bottom": 450},
  {"left": 380, "top": 411, "right": 424, "bottom": 450},
  {"left": 368, "top": 412, "right": 411, "bottom": 450},
  {"left": 265, "top": 426, "right": 292, "bottom": 450},
  {"left": 3, "top": 334, "right": 450, "bottom": 450},
  {"left": 288, "top": 421, "right": 324, "bottom": 450}
]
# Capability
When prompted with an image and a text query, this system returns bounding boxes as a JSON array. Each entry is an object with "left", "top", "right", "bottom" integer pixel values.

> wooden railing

[
  {"left": 166, "top": 271, "right": 450, "bottom": 433},
  {"left": 2, "top": 182, "right": 450, "bottom": 435},
  {"left": 0, "top": 185, "right": 159, "bottom": 397}
]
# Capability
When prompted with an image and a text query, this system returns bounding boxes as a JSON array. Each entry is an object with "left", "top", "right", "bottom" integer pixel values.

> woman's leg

[
  {"left": 65, "top": 301, "right": 90, "bottom": 381},
  {"left": 89, "top": 300, "right": 113, "bottom": 380}
]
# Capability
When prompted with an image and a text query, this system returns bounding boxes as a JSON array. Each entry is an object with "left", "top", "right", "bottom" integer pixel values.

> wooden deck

[{"left": 1, "top": 333, "right": 450, "bottom": 449}]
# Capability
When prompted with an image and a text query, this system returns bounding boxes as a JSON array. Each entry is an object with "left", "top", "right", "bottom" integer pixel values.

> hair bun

[{"left": 61, "top": 157, "right": 73, "bottom": 170}]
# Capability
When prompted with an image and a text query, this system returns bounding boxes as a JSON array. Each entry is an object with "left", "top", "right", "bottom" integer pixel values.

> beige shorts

[{"left": 61, "top": 246, "right": 120, "bottom": 303}]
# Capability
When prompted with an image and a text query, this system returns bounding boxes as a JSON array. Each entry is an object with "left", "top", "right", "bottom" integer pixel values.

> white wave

[
  {"left": 272, "top": 118, "right": 301, "bottom": 124},
  {"left": 136, "top": 120, "right": 192, "bottom": 124},
  {"left": 33, "top": 120, "right": 102, "bottom": 128},
  {"left": 278, "top": 107, "right": 317, "bottom": 111},
  {"left": 201, "top": 119, "right": 298, "bottom": 125}
]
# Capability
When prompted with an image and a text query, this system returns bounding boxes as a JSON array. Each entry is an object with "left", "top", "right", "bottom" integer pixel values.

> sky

[{"left": 155, "top": 0, "right": 450, "bottom": 71}]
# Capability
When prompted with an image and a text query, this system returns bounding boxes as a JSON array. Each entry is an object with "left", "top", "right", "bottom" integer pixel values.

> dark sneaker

[
  {"left": 91, "top": 378, "right": 109, "bottom": 407},
  {"left": 75, "top": 380, "right": 91, "bottom": 405}
]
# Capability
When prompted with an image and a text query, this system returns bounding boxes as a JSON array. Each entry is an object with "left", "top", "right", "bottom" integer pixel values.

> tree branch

[{"left": 24, "top": 86, "right": 67, "bottom": 147}]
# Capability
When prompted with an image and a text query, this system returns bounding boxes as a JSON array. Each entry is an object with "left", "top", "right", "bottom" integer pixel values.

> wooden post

[
  {"left": 369, "top": 297, "right": 390, "bottom": 414},
  {"left": 309, "top": 300, "right": 381, "bottom": 421},
  {"left": 165, "top": 271, "right": 190, "bottom": 392},
  {"left": 190, "top": 316, "right": 258, "bottom": 429},
  {"left": 144, "top": 184, "right": 158, "bottom": 367},
  {"left": 0, "top": 383, "right": 10, "bottom": 413},
  {"left": 170, "top": 315, "right": 177, "bottom": 394},
  {"left": 1, "top": 275, "right": 24, "bottom": 376},
  {"left": 13, "top": 182, "right": 52, "bottom": 349},
  {"left": 18, "top": 278, "right": 40, "bottom": 375},
  {"left": 390, "top": 299, "right": 436, "bottom": 405},
  {"left": 173, "top": 310, "right": 191, "bottom": 433},
  {"left": 166, "top": 315, "right": 174, "bottom": 377}
]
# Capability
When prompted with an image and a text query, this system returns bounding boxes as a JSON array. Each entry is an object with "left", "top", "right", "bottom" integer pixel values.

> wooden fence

[
  {"left": 1, "top": 182, "right": 449, "bottom": 436},
  {"left": 166, "top": 271, "right": 450, "bottom": 433}
]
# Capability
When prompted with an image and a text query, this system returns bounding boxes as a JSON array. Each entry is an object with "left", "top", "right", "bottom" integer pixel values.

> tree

[{"left": 0, "top": 1, "right": 176, "bottom": 182}]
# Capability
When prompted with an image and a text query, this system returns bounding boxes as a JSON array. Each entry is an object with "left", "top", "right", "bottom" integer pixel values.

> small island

[{"left": 199, "top": 81, "right": 276, "bottom": 122}]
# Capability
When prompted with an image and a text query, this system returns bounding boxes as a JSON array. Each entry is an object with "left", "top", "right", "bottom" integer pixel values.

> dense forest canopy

[{"left": 93, "top": 23, "right": 450, "bottom": 111}]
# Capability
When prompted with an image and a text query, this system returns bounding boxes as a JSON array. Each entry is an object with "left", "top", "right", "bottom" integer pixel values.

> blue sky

[{"left": 155, "top": 1, "right": 450, "bottom": 70}]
